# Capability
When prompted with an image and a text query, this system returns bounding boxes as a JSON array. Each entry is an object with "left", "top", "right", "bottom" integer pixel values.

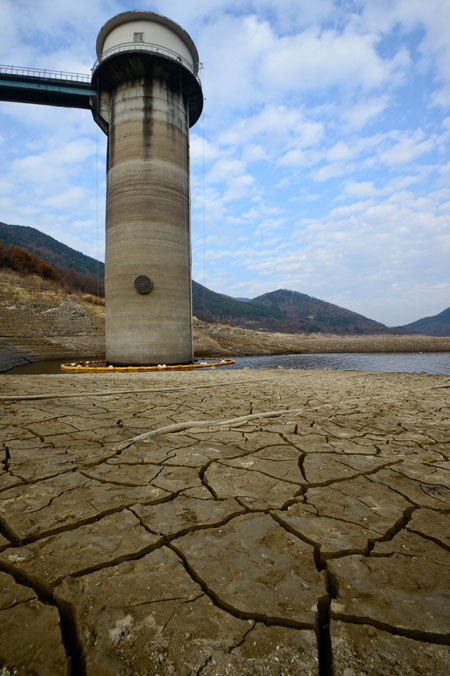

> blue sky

[{"left": 0, "top": 0, "right": 449, "bottom": 326}]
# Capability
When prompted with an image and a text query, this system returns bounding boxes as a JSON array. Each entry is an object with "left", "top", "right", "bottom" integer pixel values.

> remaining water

[
  {"left": 5, "top": 358, "right": 89, "bottom": 375},
  {"left": 4, "top": 352, "right": 450, "bottom": 375},
  {"left": 222, "top": 352, "right": 450, "bottom": 375}
]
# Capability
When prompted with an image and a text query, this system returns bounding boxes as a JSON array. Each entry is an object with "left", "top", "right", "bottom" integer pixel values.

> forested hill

[
  {"left": 0, "top": 223, "right": 104, "bottom": 277},
  {"left": 251, "top": 289, "right": 409, "bottom": 335},
  {"left": 0, "top": 222, "right": 104, "bottom": 295},
  {"left": 399, "top": 306, "right": 450, "bottom": 337},
  {"left": 192, "top": 282, "right": 407, "bottom": 335}
]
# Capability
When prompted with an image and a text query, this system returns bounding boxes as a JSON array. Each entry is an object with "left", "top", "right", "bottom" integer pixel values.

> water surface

[
  {"left": 224, "top": 352, "right": 450, "bottom": 375},
  {"left": 5, "top": 352, "right": 450, "bottom": 375},
  {"left": 223, "top": 352, "right": 450, "bottom": 375}
]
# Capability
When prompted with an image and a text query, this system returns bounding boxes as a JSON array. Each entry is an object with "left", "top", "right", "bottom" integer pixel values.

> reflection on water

[{"left": 5, "top": 352, "right": 450, "bottom": 375}]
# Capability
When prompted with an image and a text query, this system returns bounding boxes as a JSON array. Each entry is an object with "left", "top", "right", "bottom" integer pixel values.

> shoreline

[
  {"left": 192, "top": 320, "right": 450, "bottom": 357},
  {"left": 2, "top": 334, "right": 450, "bottom": 374}
]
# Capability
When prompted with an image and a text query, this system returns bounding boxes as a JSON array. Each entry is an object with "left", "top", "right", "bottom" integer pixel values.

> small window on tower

[{"left": 133, "top": 32, "right": 144, "bottom": 42}]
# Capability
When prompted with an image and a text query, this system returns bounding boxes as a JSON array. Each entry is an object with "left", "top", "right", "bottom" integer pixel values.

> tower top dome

[{"left": 95, "top": 10, "right": 200, "bottom": 75}]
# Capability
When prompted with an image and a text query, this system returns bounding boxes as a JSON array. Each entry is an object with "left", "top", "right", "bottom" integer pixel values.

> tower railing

[
  {"left": 0, "top": 42, "right": 202, "bottom": 87},
  {"left": 92, "top": 41, "right": 201, "bottom": 83},
  {"left": 0, "top": 64, "right": 91, "bottom": 83}
]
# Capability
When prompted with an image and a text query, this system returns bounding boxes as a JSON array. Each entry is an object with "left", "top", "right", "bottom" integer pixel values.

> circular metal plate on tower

[{"left": 134, "top": 275, "right": 153, "bottom": 294}]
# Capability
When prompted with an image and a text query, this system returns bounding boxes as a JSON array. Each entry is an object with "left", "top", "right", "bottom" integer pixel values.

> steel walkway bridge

[{"left": 0, "top": 64, "right": 97, "bottom": 109}]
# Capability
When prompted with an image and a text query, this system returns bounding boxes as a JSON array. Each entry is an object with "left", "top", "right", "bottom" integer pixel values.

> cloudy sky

[{"left": 0, "top": 0, "right": 449, "bottom": 326}]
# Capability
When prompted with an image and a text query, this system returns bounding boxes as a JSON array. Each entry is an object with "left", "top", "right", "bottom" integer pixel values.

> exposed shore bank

[
  {"left": 193, "top": 319, "right": 450, "bottom": 357},
  {"left": 1, "top": 271, "right": 449, "bottom": 372}
]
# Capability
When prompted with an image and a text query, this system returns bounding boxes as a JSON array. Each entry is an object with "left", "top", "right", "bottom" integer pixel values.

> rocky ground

[
  {"left": 1, "top": 271, "right": 449, "bottom": 373},
  {"left": 0, "top": 368, "right": 449, "bottom": 675}
]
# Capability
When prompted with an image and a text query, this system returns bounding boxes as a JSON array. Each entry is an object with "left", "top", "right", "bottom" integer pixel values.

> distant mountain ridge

[
  {"left": 192, "top": 283, "right": 413, "bottom": 335},
  {"left": 1, "top": 221, "right": 447, "bottom": 335},
  {"left": 399, "top": 306, "right": 450, "bottom": 337},
  {"left": 251, "top": 289, "right": 406, "bottom": 335}
]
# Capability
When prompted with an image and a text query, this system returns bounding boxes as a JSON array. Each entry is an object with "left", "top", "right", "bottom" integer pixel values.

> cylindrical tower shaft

[
  {"left": 92, "top": 11, "right": 202, "bottom": 365},
  {"left": 104, "top": 66, "right": 192, "bottom": 365}
]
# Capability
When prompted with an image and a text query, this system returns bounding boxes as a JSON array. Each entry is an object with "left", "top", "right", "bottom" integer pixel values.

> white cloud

[
  {"left": 277, "top": 148, "right": 321, "bottom": 168},
  {"left": 222, "top": 173, "right": 255, "bottom": 202},
  {"left": 198, "top": 10, "right": 410, "bottom": 118},
  {"left": 207, "top": 158, "right": 246, "bottom": 183},
  {"left": 242, "top": 144, "right": 267, "bottom": 163},
  {"left": 42, "top": 186, "right": 89, "bottom": 210},
  {"left": 432, "top": 85, "right": 450, "bottom": 108},
  {"left": 189, "top": 134, "right": 221, "bottom": 164},
  {"left": 329, "top": 200, "right": 375, "bottom": 219},
  {"left": 219, "top": 105, "right": 323, "bottom": 151},
  {"left": 379, "top": 129, "right": 436, "bottom": 166},
  {"left": 327, "top": 141, "right": 354, "bottom": 162},
  {"left": 261, "top": 26, "right": 409, "bottom": 93},
  {"left": 342, "top": 181, "right": 379, "bottom": 198},
  {"left": 198, "top": 14, "right": 273, "bottom": 112},
  {"left": 359, "top": 0, "right": 450, "bottom": 104},
  {"left": 341, "top": 95, "right": 390, "bottom": 130},
  {"left": 311, "top": 161, "right": 353, "bottom": 181},
  {"left": 11, "top": 138, "right": 96, "bottom": 188}
]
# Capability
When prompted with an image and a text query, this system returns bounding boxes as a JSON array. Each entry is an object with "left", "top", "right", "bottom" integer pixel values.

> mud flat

[{"left": 0, "top": 368, "right": 449, "bottom": 675}]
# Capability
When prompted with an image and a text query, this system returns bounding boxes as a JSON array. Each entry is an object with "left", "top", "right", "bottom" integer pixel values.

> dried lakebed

[{"left": 0, "top": 368, "right": 449, "bottom": 675}]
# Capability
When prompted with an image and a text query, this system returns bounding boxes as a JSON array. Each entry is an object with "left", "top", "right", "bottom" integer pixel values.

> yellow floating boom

[{"left": 61, "top": 358, "right": 235, "bottom": 372}]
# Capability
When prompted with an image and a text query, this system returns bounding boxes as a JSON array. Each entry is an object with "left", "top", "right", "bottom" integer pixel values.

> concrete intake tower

[{"left": 92, "top": 11, "right": 203, "bottom": 365}]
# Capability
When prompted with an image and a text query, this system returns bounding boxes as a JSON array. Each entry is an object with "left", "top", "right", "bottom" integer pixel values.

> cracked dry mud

[{"left": 0, "top": 368, "right": 449, "bottom": 675}]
